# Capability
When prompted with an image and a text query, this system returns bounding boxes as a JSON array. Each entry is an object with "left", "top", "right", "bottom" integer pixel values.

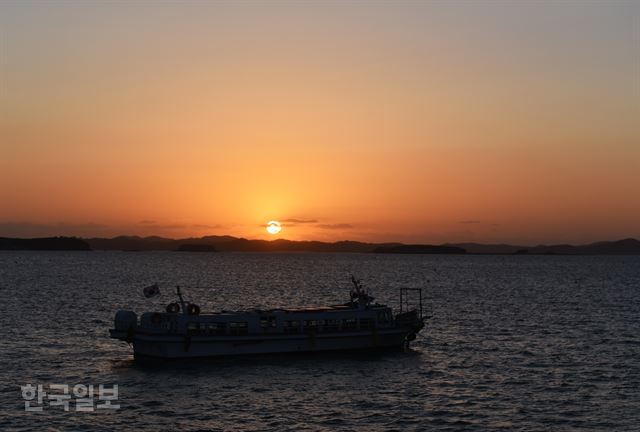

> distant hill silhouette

[
  {"left": 373, "top": 244, "right": 466, "bottom": 254},
  {"left": 2, "top": 235, "right": 638, "bottom": 254},
  {"left": 83, "top": 235, "right": 398, "bottom": 253},
  {"left": 86, "top": 235, "right": 236, "bottom": 251},
  {"left": 444, "top": 242, "right": 527, "bottom": 254},
  {"left": 0, "top": 236, "right": 90, "bottom": 250},
  {"left": 446, "top": 238, "right": 640, "bottom": 255}
]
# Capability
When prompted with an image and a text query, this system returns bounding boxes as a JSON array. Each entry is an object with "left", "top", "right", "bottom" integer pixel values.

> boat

[{"left": 109, "top": 277, "right": 426, "bottom": 359}]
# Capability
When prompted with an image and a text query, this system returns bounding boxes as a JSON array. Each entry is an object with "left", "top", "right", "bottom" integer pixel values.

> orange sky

[{"left": 1, "top": 2, "right": 639, "bottom": 244}]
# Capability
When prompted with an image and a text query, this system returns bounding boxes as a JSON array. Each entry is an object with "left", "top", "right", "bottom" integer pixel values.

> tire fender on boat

[{"left": 166, "top": 302, "right": 180, "bottom": 314}]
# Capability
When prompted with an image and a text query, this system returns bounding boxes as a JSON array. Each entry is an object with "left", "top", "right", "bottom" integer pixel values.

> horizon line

[{"left": 1, "top": 234, "right": 638, "bottom": 248}]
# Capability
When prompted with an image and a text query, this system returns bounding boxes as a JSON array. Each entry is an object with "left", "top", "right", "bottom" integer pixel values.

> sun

[{"left": 266, "top": 220, "right": 282, "bottom": 235}]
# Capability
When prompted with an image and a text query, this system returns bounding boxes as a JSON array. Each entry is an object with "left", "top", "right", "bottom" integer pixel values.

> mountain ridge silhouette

[{"left": 2, "top": 236, "right": 640, "bottom": 254}]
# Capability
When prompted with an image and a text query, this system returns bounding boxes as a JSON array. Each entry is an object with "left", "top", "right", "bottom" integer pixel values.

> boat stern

[
  {"left": 395, "top": 309, "right": 425, "bottom": 343},
  {"left": 109, "top": 310, "right": 137, "bottom": 342}
]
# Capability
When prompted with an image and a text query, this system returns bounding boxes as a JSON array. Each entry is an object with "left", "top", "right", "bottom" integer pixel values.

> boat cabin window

[
  {"left": 188, "top": 322, "right": 226, "bottom": 335},
  {"left": 342, "top": 318, "right": 357, "bottom": 331},
  {"left": 304, "top": 320, "right": 324, "bottom": 333},
  {"left": 229, "top": 322, "right": 248, "bottom": 336},
  {"left": 283, "top": 320, "right": 300, "bottom": 334},
  {"left": 260, "top": 316, "right": 277, "bottom": 328},
  {"left": 323, "top": 319, "right": 340, "bottom": 332},
  {"left": 207, "top": 322, "right": 226, "bottom": 335}
]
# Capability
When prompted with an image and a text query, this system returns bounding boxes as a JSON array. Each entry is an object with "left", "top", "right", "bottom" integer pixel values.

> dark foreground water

[{"left": 1, "top": 252, "right": 639, "bottom": 431}]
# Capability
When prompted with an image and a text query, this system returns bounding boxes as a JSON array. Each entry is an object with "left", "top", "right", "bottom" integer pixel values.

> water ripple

[{"left": 0, "top": 252, "right": 639, "bottom": 430}]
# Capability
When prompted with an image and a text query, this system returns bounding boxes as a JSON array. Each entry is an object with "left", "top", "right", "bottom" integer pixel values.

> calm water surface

[{"left": 1, "top": 252, "right": 639, "bottom": 431}]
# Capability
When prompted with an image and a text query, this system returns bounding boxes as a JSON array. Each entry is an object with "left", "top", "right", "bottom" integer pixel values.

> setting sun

[{"left": 266, "top": 221, "right": 282, "bottom": 235}]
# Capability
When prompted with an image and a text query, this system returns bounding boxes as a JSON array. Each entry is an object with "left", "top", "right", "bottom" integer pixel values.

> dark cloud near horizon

[
  {"left": 191, "top": 223, "right": 224, "bottom": 229},
  {"left": 0, "top": 221, "right": 224, "bottom": 238},
  {"left": 315, "top": 223, "right": 354, "bottom": 230},
  {"left": 0, "top": 222, "right": 110, "bottom": 237},
  {"left": 258, "top": 218, "right": 318, "bottom": 228},
  {"left": 258, "top": 219, "right": 352, "bottom": 229},
  {"left": 139, "top": 220, "right": 223, "bottom": 230},
  {"left": 281, "top": 218, "right": 318, "bottom": 224},
  {"left": 136, "top": 221, "right": 185, "bottom": 229}
]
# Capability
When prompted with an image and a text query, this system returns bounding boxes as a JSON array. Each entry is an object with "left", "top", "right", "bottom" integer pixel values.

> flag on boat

[{"left": 143, "top": 283, "right": 160, "bottom": 298}]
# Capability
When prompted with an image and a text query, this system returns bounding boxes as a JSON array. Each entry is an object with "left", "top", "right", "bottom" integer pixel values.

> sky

[{"left": 1, "top": 1, "right": 639, "bottom": 244}]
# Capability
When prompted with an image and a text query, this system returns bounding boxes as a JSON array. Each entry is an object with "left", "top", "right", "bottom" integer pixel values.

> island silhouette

[{"left": 1, "top": 236, "right": 639, "bottom": 255}]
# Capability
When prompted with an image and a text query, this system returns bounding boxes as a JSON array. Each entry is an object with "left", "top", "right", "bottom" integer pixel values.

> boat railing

[{"left": 398, "top": 287, "right": 424, "bottom": 320}]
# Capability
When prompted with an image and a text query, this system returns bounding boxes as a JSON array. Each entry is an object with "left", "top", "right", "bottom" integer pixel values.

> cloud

[
  {"left": 458, "top": 220, "right": 481, "bottom": 224},
  {"left": 258, "top": 218, "right": 319, "bottom": 228},
  {"left": 281, "top": 218, "right": 318, "bottom": 224},
  {"left": 191, "top": 224, "right": 224, "bottom": 229},
  {"left": 136, "top": 220, "right": 185, "bottom": 229},
  {"left": 315, "top": 223, "right": 354, "bottom": 230},
  {"left": 0, "top": 222, "right": 110, "bottom": 237},
  {"left": 257, "top": 219, "right": 351, "bottom": 229},
  {"left": 0, "top": 220, "right": 223, "bottom": 237}
]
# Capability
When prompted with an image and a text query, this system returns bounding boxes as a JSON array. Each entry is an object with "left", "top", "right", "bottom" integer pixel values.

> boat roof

[
  {"left": 276, "top": 305, "right": 353, "bottom": 313},
  {"left": 212, "top": 303, "right": 388, "bottom": 316}
]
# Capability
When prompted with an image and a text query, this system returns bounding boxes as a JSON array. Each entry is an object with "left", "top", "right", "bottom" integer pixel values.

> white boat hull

[{"left": 126, "top": 329, "right": 409, "bottom": 359}]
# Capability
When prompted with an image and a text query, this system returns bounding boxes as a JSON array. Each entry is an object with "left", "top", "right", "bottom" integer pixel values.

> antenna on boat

[
  {"left": 176, "top": 285, "right": 187, "bottom": 314},
  {"left": 350, "top": 275, "right": 373, "bottom": 307},
  {"left": 350, "top": 275, "right": 363, "bottom": 291},
  {"left": 350, "top": 275, "right": 360, "bottom": 301}
]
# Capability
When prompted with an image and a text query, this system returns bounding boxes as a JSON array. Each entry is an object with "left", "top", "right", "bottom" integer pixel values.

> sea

[{"left": 1, "top": 251, "right": 639, "bottom": 431}]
